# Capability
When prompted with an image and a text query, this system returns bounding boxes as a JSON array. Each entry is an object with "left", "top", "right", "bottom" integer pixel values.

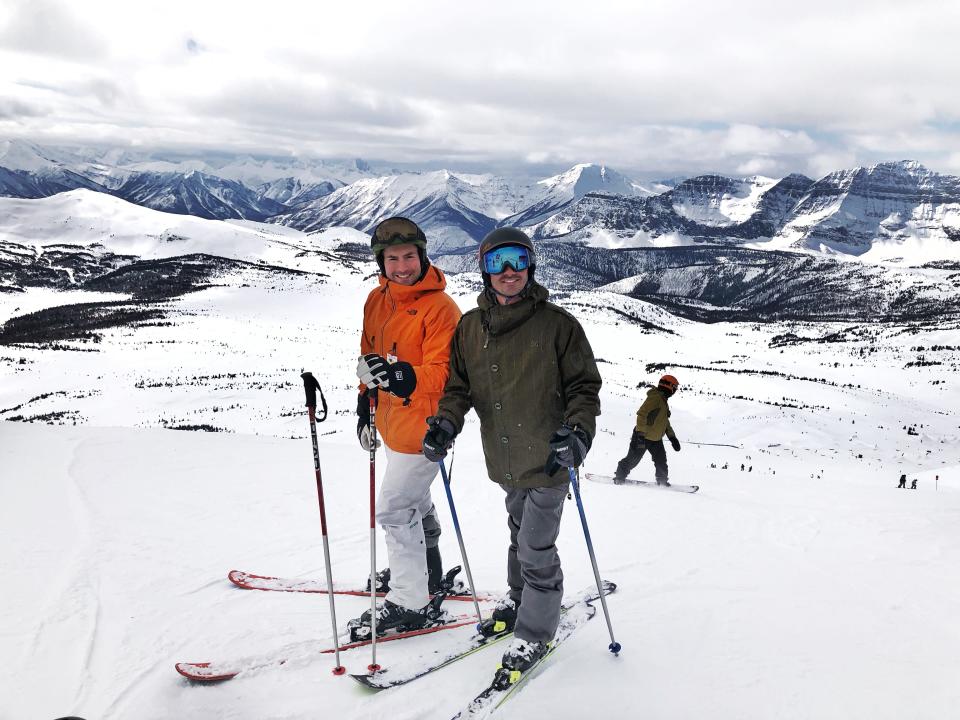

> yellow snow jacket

[{"left": 634, "top": 387, "right": 677, "bottom": 441}]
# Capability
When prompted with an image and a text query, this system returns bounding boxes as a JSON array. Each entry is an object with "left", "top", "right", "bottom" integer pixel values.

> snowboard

[{"left": 583, "top": 472, "right": 698, "bottom": 493}]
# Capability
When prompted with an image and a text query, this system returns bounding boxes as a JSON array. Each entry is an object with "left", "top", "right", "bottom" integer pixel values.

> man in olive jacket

[
  {"left": 614, "top": 374, "right": 681, "bottom": 485},
  {"left": 422, "top": 227, "right": 601, "bottom": 673}
]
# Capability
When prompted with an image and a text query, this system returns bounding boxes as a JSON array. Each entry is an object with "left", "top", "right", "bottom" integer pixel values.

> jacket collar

[{"left": 477, "top": 281, "right": 549, "bottom": 336}]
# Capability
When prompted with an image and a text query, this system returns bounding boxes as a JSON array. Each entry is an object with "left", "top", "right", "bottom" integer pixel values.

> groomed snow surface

[{"left": 2, "top": 241, "right": 959, "bottom": 719}]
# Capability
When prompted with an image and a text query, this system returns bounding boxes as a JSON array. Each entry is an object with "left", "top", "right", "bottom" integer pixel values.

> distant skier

[
  {"left": 911, "top": 478, "right": 918, "bottom": 490},
  {"left": 352, "top": 217, "right": 462, "bottom": 635},
  {"left": 422, "top": 227, "right": 602, "bottom": 677},
  {"left": 612, "top": 374, "right": 681, "bottom": 486},
  {"left": 898, "top": 474, "right": 907, "bottom": 488}
]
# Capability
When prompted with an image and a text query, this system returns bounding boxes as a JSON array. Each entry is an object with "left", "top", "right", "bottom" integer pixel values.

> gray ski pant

[
  {"left": 616, "top": 430, "right": 668, "bottom": 483},
  {"left": 502, "top": 484, "right": 567, "bottom": 643},
  {"left": 377, "top": 446, "right": 441, "bottom": 610}
]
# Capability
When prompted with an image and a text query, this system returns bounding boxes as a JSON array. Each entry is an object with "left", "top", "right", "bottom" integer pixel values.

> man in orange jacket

[{"left": 353, "top": 216, "right": 462, "bottom": 634}]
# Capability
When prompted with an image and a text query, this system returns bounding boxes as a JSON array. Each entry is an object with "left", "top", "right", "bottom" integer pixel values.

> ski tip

[
  {"left": 227, "top": 569, "right": 252, "bottom": 587},
  {"left": 175, "top": 662, "right": 238, "bottom": 682}
]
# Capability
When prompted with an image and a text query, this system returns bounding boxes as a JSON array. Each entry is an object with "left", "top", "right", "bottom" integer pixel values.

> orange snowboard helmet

[{"left": 658, "top": 374, "right": 679, "bottom": 395}]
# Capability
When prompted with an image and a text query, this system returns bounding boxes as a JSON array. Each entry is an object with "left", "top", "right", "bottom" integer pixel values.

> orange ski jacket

[{"left": 360, "top": 265, "right": 461, "bottom": 453}]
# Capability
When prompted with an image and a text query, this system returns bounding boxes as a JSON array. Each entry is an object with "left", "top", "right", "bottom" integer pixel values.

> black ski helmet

[
  {"left": 370, "top": 216, "right": 428, "bottom": 278},
  {"left": 477, "top": 227, "right": 536, "bottom": 289}
]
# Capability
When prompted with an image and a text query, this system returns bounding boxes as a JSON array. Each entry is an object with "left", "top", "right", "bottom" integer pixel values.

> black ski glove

[
  {"left": 356, "top": 391, "right": 370, "bottom": 434},
  {"left": 545, "top": 425, "right": 591, "bottom": 476},
  {"left": 670, "top": 437, "right": 681, "bottom": 452},
  {"left": 385, "top": 360, "right": 416, "bottom": 398},
  {"left": 356, "top": 391, "right": 380, "bottom": 451},
  {"left": 423, "top": 416, "right": 457, "bottom": 463}
]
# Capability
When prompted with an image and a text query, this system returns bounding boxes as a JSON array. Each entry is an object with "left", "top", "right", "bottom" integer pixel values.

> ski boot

[
  {"left": 477, "top": 597, "right": 518, "bottom": 637},
  {"left": 365, "top": 567, "right": 390, "bottom": 594},
  {"left": 347, "top": 591, "right": 452, "bottom": 642},
  {"left": 433, "top": 565, "right": 468, "bottom": 597},
  {"left": 427, "top": 545, "right": 443, "bottom": 594},
  {"left": 612, "top": 473, "right": 627, "bottom": 485},
  {"left": 656, "top": 479, "right": 672, "bottom": 487},
  {"left": 492, "top": 637, "right": 550, "bottom": 689}
]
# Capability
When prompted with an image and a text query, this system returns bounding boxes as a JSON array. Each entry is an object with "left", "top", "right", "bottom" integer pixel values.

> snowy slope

[
  {"left": 2, "top": 181, "right": 960, "bottom": 719},
  {"left": 1, "top": 263, "right": 958, "bottom": 718},
  {"left": 0, "top": 189, "right": 366, "bottom": 266}
]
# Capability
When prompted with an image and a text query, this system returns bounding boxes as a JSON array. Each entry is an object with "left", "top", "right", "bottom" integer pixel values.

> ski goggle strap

[
  {"left": 482, "top": 245, "right": 531, "bottom": 274},
  {"left": 371, "top": 217, "right": 426, "bottom": 254}
]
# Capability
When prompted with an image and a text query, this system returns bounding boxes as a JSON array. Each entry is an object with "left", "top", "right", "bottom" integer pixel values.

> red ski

[
  {"left": 227, "top": 569, "right": 495, "bottom": 602},
  {"left": 176, "top": 615, "right": 479, "bottom": 682}
]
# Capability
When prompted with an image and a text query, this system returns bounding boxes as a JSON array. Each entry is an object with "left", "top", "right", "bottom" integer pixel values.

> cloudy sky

[{"left": 2, "top": 0, "right": 960, "bottom": 178}]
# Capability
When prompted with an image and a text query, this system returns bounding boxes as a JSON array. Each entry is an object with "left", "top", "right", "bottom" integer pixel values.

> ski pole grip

[
  {"left": 301, "top": 371, "right": 319, "bottom": 407},
  {"left": 301, "top": 372, "right": 328, "bottom": 421}
]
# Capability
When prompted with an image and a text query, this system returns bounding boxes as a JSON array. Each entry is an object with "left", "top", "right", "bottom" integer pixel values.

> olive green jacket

[
  {"left": 437, "top": 282, "right": 602, "bottom": 489},
  {"left": 634, "top": 387, "right": 677, "bottom": 441}
]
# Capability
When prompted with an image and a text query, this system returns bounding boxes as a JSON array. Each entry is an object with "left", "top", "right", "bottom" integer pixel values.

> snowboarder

[
  {"left": 911, "top": 478, "right": 918, "bottom": 490},
  {"left": 898, "top": 474, "right": 907, "bottom": 488},
  {"left": 353, "top": 216, "right": 462, "bottom": 634},
  {"left": 421, "top": 227, "right": 602, "bottom": 677},
  {"left": 612, "top": 374, "right": 681, "bottom": 486}
]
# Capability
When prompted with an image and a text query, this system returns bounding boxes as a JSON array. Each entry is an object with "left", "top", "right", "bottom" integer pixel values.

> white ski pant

[{"left": 378, "top": 446, "right": 441, "bottom": 610}]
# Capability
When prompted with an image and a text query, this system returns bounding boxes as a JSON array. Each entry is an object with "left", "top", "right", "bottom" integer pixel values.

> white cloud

[{"left": 1, "top": 0, "right": 960, "bottom": 176}]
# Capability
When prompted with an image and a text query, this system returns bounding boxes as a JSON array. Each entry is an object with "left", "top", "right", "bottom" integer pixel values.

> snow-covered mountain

[
  {"left": 761, "top": 161, "right": 960, "bottom": 261},
  {"left": 5, "top": 140, "right": 960, "bottom": 266},
  {"left": 0, "top": 140, "right": 376, "bottom": 214},
  {"left": 5, "top": 190, "right": 959, "bottom": 326},
  {"left": 670, "top": 175, "right": 779, "bottom": 227},
  {"left": 532, "top": 162, "right": 960, "bottom": 265},
  {"left": 503, "top": 163, "right": 649, "bottom": 228},
  {"left": 0, "top": 139, "right": 80, "bottom": 171},
  {"left": 274, "top": 170, "right": 521, "bottom": 252},
  {"left": 255, "top": 177, "right": 340, "bottom": 208},
  {"left": 110, "top": 170, "right": 288, "bottom": 221}
]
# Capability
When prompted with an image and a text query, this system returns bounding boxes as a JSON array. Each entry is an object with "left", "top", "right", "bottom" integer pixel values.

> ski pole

[
  {"left": 568, "top": 466, "right": 621, "bottom": 655},
  {"left": 367, "top": 389, "right": 381, "bottom": 672},
  {"left": 438, "top": 458, "right": 482, "bottom": 623},
  {"left": 300, "top": 372, "right": 345, "bottom": 675}
]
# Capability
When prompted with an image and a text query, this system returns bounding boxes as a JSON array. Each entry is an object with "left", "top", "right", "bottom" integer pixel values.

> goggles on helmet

[
  {"left": 481, "top": 244, "right": 531, "bottom": 275},
  {"left": 371, "top": 217, "right": 426, "bottom": 254}
]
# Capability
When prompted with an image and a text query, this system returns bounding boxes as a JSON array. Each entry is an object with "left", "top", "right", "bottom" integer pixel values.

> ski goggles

[
  {"left": 481, "top": 245, "right": 531, "bottom": 274},
  {"left": 372, "top": 217, "right": 426, "bottom": 253}
]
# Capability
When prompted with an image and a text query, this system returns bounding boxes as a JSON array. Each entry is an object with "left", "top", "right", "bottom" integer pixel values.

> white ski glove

[
  {"left": 358, "top": 424, "right": 381, "bottom": 452},
  {"left": 357, "top": 353, "right": 391, "bottom": 389}
]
